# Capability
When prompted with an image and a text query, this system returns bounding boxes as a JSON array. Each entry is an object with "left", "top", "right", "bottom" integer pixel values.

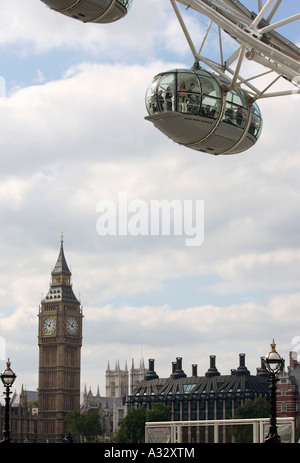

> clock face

[
  {"left": 43, "top": 316, "right": 56, "bottom": 335},
  {"left": 66, "top": 317, "right": 78, "bottom": 335}
]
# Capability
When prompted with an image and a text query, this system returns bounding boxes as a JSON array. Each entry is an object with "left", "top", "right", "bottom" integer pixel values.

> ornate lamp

[
  {"left": 0, "top": 359, "right": 16, "bottom": 443},
  {"left": 264, "top": 340, "right": 282, "bottom": 443},
  {"left": 265, "top": 340, "right": 283, "bottom": 375}
]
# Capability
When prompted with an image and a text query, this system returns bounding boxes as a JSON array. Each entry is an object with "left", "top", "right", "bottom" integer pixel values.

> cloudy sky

[{"left": 0, "top": 0, "right": 299, "bottom": 396}]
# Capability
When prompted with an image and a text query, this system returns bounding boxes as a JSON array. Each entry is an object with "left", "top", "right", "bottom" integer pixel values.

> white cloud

[
  {"left": 0, "top": 0, "right": 171, "bottom": 60},
  {"left": 0, "top": 60, "right": 298, "bottom": 305},
  {"left": 211, "top": 249, "right": 300, "bottom": 294}
]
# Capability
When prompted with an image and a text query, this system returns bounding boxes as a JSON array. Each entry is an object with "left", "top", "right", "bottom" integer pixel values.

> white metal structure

[
  {"left": 171, "top": 0, "right": 300, "bottom": 99},
  {"left": 145, "top": 417, "right": 295, "bottom": 443}
]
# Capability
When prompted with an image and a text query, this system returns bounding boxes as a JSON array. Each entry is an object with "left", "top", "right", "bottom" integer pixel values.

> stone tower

[
  {"left": 38, "top": 236, "right": 83, "bottom": 442},
  {"left": 106, "top": 360, "right": 128, "bottom": 398}
]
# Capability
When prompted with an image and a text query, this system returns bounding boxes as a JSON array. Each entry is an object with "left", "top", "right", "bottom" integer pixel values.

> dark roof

[
  {"left": 51, "top": 241, "right": 71, "bottom": 276},
  {"left": 44, "top": 285, "right": 79, "bottom": 303},
  {"left": 128, "top": 355, "right": 270, "bottom": 401},
  {"left": 130, "top": 373, "right": 269, "bottom": 399}
]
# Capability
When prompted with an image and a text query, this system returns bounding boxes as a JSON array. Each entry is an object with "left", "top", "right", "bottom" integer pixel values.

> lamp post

[
  {"left": 0, "top": 359, "right": 16, "bottom": 443},
  {"left": 264, "top": 340, "right": 282, "bottom": 443}
]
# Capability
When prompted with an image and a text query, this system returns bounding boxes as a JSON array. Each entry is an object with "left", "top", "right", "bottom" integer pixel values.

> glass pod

[{"left": 145, "top": 68, "right": 262, "bottom": 155}]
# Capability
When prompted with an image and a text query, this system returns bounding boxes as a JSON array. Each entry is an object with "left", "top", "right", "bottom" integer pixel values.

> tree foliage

[
  {"left": 113, "top": 407, "right": 147, "bottom": 443},
  {"left": 66, "top": 410, "right": 103, "bottom": 442},
  {"left": 230, "top": 396, "right": 271, "bottom": 443},
  {"left": 113, "top": 403, "right": 171, "bottom": 443},
  {"left": 146, "top": 403, "right": 171, "bottom": 422},
  {"left": 233, "top": 396, "right": 270, "bottom": 419}
]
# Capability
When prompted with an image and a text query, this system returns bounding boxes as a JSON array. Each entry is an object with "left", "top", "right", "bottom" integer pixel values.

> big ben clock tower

[{"left": 38, "top": 236, "right": 83, "bottom": 442}]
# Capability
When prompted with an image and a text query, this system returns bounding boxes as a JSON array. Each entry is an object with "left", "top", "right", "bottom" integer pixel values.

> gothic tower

[
  {"left": 105, "top": 357, "right": 149, "bottom": 398},
  {"left": 106, "top": 360, "right": 128, "bottom": 398},
  {"left": 38, "top": 236, "right": 83, "bottom": 442}
]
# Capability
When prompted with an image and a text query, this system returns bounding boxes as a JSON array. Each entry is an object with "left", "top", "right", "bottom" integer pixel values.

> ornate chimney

[
  {"left": 205, "top": 355, "right": 220, "bottom": 377},
  {"left": 170, "top": 357, "right": 187, "bottom": 379},
  {"left": 144, "top": 359, "right": 159, "bottom": 381}
]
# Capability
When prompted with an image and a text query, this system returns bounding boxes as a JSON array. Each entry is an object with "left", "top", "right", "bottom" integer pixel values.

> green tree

[
  {"left": 67, "top": 410, "right": 103, "bottom": 442},
  {"left": 230, "top": 396, "right": 270, "bottom": 443},
  {"left": 234, "top": 396, "right": 270, "bottom": 419},
  {"left": 113, "top": 407, "right": 147, "bottom": 443},
  {"left": 28, "top": 400, "right": 38, "bottom": 408},
  {"left": 146, "top": 403, "right": 171, "bottom": 422},
  {"left": 113, "top": 403, "right": 172, "bottom": 443}
]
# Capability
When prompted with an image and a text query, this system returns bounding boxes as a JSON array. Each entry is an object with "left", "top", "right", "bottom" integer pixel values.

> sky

[{"left": 0, "top": 0, "right": 299, "bottom": 397}]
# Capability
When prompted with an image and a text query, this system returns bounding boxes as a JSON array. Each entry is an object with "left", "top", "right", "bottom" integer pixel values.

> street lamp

[
  {"left": 264, "top": 340, "right": 282, "bottom": 443},
  {"left": 0, "top": 359, "right": 16, "bottom": 443}
]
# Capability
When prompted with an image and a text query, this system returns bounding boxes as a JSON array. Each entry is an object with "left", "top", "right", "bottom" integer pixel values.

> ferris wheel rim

[{"left": 170, "top": 0, "right": 300, "bottom": 100}]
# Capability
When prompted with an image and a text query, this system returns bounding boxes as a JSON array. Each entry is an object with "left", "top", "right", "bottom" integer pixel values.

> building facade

[
  {"left": 277, "top": 352, "right": 300, "bottom": 426},
  {"left": 2, "top": 386, "right": 39, "bottom": 443},
  {"left": 126, "top": 354, "right": 272, "bottom": 421}
]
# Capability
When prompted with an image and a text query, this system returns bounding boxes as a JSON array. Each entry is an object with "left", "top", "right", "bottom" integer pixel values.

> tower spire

[
  {"left": 52, "top": 234, "right": 71, "bottom": 278},
  {"left": 43, "top": 237, "right": 78, "bottom": 303}
]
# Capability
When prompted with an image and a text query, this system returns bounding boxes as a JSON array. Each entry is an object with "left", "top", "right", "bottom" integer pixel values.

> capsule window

[
  {"left": 177, "top": 78, "right": 188, "bottom": 113},
  {"left": 199, "top": 95, "right": 220, "bottom": 118},
  {"left": 177, "top": 71, "right": 221, "bottom": 118},
  {"left": 186, "top": 80, "right": 201, "bottom": 115},
  {"left": 224, "top": 89, "right": 248, "bottom": 128},
  {"left": 177, "top": 73, "right": 197, "bottom": 113},
  {"left": 249, "top": 102, "right": 262, "bottom": 139},
  {"left": 157, "top": 74, "right": 176, "bottom": 112},
  {"left": 145, "top": 76, "right": 160, "bottom": 115},
  {"left": 201, "top": 74, "right": 221, "bottom": 119},
  {"left": 117, "top": 0, "right": 133, "bottom": 8}
]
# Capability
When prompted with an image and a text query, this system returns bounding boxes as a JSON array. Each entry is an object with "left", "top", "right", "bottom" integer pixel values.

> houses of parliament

[{"left": 1, "top": 239, "right": 300, "bottom": 442}]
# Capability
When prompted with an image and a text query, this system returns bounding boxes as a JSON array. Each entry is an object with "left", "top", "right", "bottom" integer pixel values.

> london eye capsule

[
  {"left": 40, "top": 0, "right": 133, "bottom": 24},
  {"left": 145, "top": 68, "right": 262, "bottom": 155}
]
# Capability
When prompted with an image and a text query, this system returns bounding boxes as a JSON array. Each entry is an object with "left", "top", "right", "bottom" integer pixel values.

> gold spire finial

[
  {"left": 60, "top": 231, "right": 64, "bottom": 243},
  {"left": 270, "top": 339, "right": 276, "bottom": 352}
]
